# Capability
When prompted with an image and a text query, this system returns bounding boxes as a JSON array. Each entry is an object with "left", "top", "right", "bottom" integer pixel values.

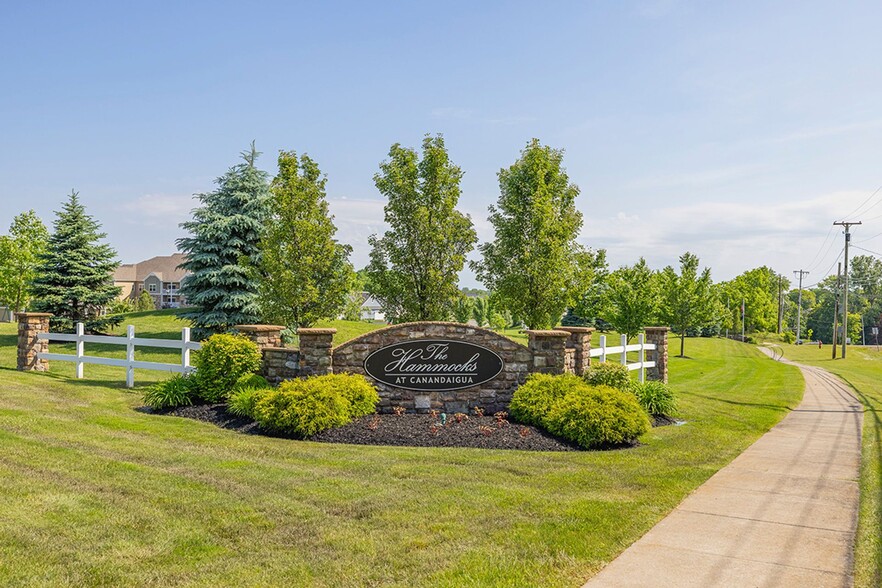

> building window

[{"left": 148, "top": 283, "right": 157, "bottom": 293}]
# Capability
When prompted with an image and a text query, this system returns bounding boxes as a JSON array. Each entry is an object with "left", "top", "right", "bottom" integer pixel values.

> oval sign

[{"left": 363, "top": 339, "right": 504, "bottom": 392}]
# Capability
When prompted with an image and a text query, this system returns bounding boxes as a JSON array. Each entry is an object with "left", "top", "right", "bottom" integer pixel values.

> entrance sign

[{"left": 364, "top": 339, "right": 504, "bottom": 391}]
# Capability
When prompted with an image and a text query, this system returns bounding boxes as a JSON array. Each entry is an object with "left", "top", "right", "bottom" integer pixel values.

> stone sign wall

[{"left": 333, "top": 322, "right": 534, "bottom": 414}]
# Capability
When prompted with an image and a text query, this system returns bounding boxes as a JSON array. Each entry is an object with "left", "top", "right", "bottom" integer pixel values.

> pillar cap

[
  {"left": 297, "top": 328, "right": 337, "bottom": 335},
  {"left": 15, "top": 312, "right": 52, "bottom": 319},
  {"left": 525, "top": 329, "right": 571, "bottom": 338},
  {"left": 234, "top": 324, "right": 286, "bottom": 332},
  {"left": 556, "top": 326, "right": 595, "bottom": 334},
  {"left": 643, "top": 326, "right": 670, "bottom": 332}
]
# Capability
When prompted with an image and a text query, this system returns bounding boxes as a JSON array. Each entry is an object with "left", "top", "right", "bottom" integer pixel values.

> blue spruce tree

[{"left": 177, "top": 144, "right": 271, "bottom": 339}]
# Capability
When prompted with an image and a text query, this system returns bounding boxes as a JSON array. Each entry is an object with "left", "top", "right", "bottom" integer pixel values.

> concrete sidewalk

[{"left": 583, "top": 350, "right": 863, "bottom": 588}]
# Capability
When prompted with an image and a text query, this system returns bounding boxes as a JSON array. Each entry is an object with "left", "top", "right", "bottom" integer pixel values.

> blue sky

[{"left": 2, "top": 1, "right": 881, "bottom": 288}]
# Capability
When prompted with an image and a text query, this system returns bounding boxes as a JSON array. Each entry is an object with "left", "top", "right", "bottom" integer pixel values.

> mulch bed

[{"left": 150, "top": 404, "right": 675, "bottom": 452}]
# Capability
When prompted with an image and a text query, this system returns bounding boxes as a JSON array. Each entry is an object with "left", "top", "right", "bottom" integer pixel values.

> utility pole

[
  {"left": 777, "top": 274, "right": 783, "bottom": 334},
  {"left": 834, "top": 221, "right": 861, "bottom": 358},
  {"left": 794, "top": 270, "right": 809, "bottom": 343},
  {"left": 832, "top": 262, "right": 841, "bottom": 359}
]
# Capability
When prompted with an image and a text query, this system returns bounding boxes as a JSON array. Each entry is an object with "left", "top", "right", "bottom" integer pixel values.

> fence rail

[
  {"left": 37, "top": 323, "right": 201, "bottom": 387},
  {"left": 589, "top": 333, "right": 657, "bottom": 382}
]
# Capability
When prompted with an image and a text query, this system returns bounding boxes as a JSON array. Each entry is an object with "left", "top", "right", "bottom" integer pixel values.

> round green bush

[
  {"left": 509, "top": 373, "right": 585, "bottom": 427},
  {"left": 227, "top": 386, "right": 266, "bottom": 418},
  {"left": 192, "top": 334, "right": 262, "bottom": 403},
  {"left": 317, "top": 373, "right": 379, "bottom": 418},
  {"left": 633, "top": 380, "right": 677, "bottom": 416},
  {"left": 546, "top": 384, "right": 651, "bottom": 449},
  {"left": 143, "top": 374, "right": 197, "bottom": 410},
  {"left": 251, "top": 374, "right": 379, "bottom": 437},
  {"left": 583, "top": 361, "right": 633, "bottom": 391}
]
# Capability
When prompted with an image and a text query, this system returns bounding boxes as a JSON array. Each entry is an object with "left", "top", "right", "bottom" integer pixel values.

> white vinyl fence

[
  {"left": 37, "top": 323, "right": 201, "bottom": 388},
  {"left": 590, "top": 333, "right": 656, "bottom": 382}
]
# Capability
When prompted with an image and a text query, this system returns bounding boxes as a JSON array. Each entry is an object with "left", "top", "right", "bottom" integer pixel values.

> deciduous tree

[
  {"left": 367, "top": 134, "right": 477, "bottom": 322},
  {"left": 472, "top": 139, "right": 591, "bottom": 329},
  {"left": 255, "top": 150, "right": 354, "bottom": 328},
  {"left": 658, "top": 252, "right": 715, "bottom": 357},
  {"left": 604, "top": 258, "right": 659, "bottom": 342},
  {"left": 0, "top": 210, "right": 49, "bottom": 313}
]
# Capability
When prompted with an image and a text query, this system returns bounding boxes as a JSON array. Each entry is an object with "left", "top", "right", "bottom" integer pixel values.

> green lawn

[
  {"left": 776, "top": 342, "right": 882, "bottom": 588},
  {"left": 0, "top": 316, "right": 803, "bottom": 587}
]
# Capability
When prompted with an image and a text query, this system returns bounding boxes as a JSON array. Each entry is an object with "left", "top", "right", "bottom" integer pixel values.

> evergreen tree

[
  {"left": 255, "top": 150, "right": 354, "bottom": 328},
  {"left": 0, "top": 209, "right": 49, "bottom": 313},
  {"left": 472, "top": 139, "right": 592, "bottom": 329},
  {"left": 31, "top": 192, "right": 121, "bottom": 332},
  {"left": 177, "top": 144, "right": 271, "bottom": 338},
  {"left": 367, "top": 134, "right": 477, "bottom": 322}
]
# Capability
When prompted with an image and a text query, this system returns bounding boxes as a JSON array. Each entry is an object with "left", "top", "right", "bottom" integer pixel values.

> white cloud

[
  {"left": 583, "top": 191, "right": 874, "bottom": 282},
  {"left": 116, "top": 193, "right": 195, "bottom": 228}
]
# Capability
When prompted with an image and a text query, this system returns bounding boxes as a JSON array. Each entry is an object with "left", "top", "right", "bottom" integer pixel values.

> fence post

[
  {"left": 558, "top": 326, "right": 594, "bottom": 375},
  {"left": 599, "top": 335, "right": 607, "bottom": 362},
  {"left": 126, "top": 325, "right": 135, "bottom": 388},
  {"left": 638, "top": 334, "right": 646, "bottom": 383},
  {"left": 75, "top": 322, "right": 85, "bottom": 379},
  {"left": 620, "top": 334, "right": 628, "bottom": 366},
  {"left": 16, "top": 312, "right": 52, "bottom": 372},
  {"left": 644, "top": 327, "right": 670, "bottom": 383},
  {"left": 181, "top": 327, "right": 191, "bottom": 372}
]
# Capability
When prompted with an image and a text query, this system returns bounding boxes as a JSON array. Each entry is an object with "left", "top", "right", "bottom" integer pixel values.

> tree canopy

[
  {"left": 603, "top": 258, "right": 659, "bottom": 342},
  {"left": 177, "top": 144, "right": 271, "bottom": 339},
  {"left": 367, "top": 134, "right": 476, "bottom": 322},
  {"left": 31, "top": 192, "right": 121, "bottom": 333},
  {"left": 658, "top": 252, "right": 715, "bottom": 356},
  {"left": 255, "top": 150, "right": 354, "bottom": 328},
  {"left": 472, "top": 139, "right": 591, "bottom": 329},
  {"left": 0, "top": 209, "right": 49, "bottom": 314}
]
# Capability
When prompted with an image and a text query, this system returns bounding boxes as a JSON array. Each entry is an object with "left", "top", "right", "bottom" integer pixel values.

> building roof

[{"left": 113, "top": 253, "right": 189, "bottom": 283}]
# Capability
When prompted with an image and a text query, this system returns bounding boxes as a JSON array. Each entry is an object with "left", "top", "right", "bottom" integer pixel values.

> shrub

[
  {"left": 233, "top": 373, "right": 270, "bottom": 392},
  {"left": 583, "top": 362, "right": 632, "bottom": 392},
  {"left": 143, "top": 374, "right": 197, "bottom": 410},
  {"left": 782, "top": 331, "right": 796, "bottom": 344},
  {"left": 227, "top": 386, "right": 266, "bottom": 418},
  {"left": 252, "top": 374, "right": 379, "bottom": 437},
  {"left": 192, "top": 334, "right": 262, "bottom": 402},
  {"left": 318, "top": 373, "right": 379, "bottom": 418},
  {"left": 633, "top": 380, "right": 677, "bottom": 416},
  {"left": 509, "top": 373, "right": 584, "bottom": 427},
  {"left": 546, "top": 384, "right": 651, "bottom": 448}
]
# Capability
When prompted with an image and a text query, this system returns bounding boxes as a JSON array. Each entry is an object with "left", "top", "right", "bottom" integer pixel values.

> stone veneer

[
  {"left": 16, "top": 312, "right": 51, "bottom": 372},
  {"left": 644, "top": 326, "right": 669, "bottom": 384},
  {"left": 558, "top": 326, "right": 595, "bottom": 375},
  {"left": 526, "top": 329, "right": 571, "bottom": 374},
  {"left": 333, "top": 322, "right": 532, "bottom": 414}
]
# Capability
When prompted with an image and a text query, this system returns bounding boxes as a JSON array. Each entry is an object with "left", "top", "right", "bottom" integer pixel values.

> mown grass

[
  {"left": 777, "top": 343, "right": 882, "bottom": 588},
  {"left": 0, "top": 316, "right": 802, "bottom": 587}
]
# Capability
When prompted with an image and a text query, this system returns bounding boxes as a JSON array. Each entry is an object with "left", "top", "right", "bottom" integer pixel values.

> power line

[
  {"left": 802, "top": 247, "right": 844, "bottom": 289},
  {"left": 843, "top": 183, "right": 882, "bottom": 221},
  {"left": 852, "top": 244, "right": 882, "bottom": 257},
  {"left": 807, "top": 231, "right": 841, "bottom": 273},
  {"left": 805, "top": 224, "right": 836, "bottom": 271}
]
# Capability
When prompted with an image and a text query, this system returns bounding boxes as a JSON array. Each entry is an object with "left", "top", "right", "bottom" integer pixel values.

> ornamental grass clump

[
  {"left": 192, "top": 333, "right": 262, "bottom": 403},
  {"left": 252, "top": 373, "right": 378, "bottom": 437},
  {"left": 583, "top": 362, "right": 633, "bottom": 392},
  {"left": 546, "top": 384, "right": 651, "bottom": 449},
  {"left": 509, "top": 373, "right": 584, "bottom": 427},
  {"left": 632, "top": 380, "right": 677, "bottom": 416},
  {"left": 143, "top": 374, "right": 197, "bottom": 410}
]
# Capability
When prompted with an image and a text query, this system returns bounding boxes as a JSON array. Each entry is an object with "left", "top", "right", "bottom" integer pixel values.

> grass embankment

[
  {"left": 778, "top": 343, "right": 882, "bottom": 588},
  {"left": 0, "top": 314, "right": 802, "bottom": 587}
]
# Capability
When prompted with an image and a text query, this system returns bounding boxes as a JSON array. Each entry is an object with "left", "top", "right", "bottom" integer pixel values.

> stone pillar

[
  {"left": 297, "top": 328, "right": 337, "bottom": 376},
  {"left": 558, "top": 326, "right": 595, "bottom": 376},
  {"left": 16, "top": 312, "right": 52, "bottom": 372},
  {"left": 262, "top": 347, "right": 301, "bottom": 384},
  {"left": 526, "top": 330, "right": 570, "bottom": 375},
  {"left": 644, "top": 327, "right": 669, "bottom": 383},
  {"left": 234, "top": 324, "right": 286, "bottom": 349}
]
